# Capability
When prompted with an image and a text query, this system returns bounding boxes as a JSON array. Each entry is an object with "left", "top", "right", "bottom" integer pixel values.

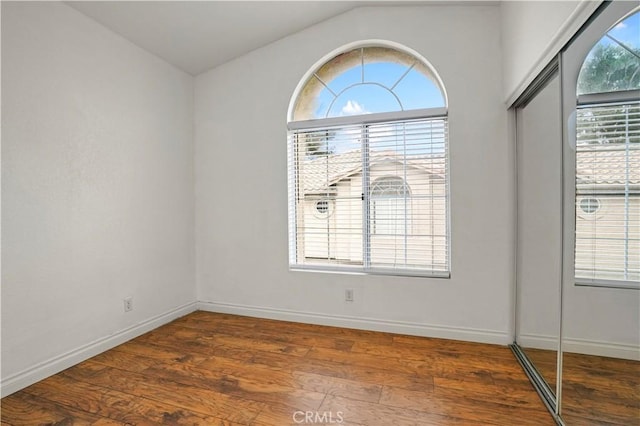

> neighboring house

[
  {"left": 298, "top": 146, "right": 639, "bottom": 279},
  {"left": 299, "top": 149, "right": 447, "bottom": 269},
  {"left": 575, "top": 147, "right": 640, "bottom": 282}
]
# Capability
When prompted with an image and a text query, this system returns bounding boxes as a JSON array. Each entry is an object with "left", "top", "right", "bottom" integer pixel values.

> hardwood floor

[
  {"left": 520, "top": 347, "right": 640, "bottom": 425},
  {"left": 522, "top": 347, "right": 558, "bottom": 392},
  {"left": 1, "top": 311, "right": 554, "bottom": 425}
]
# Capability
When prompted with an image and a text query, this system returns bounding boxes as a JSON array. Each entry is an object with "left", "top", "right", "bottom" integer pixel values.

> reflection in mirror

[
  {"left": 577, "top": 11, "right": 640, "bottom": 95},
  {"left": 562, "top": 7, "right": 640, "bottom": 425},
  {"left": 515, "top": 74, "right": 562, "bottom": 396}
]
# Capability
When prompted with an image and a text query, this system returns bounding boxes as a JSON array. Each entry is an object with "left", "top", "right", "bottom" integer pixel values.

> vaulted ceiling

[{"left": 67, "top": 1, "right": 496, "bottom": 76}]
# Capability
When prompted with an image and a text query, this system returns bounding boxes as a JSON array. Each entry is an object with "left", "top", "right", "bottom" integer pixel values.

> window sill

[
  {"left": 574, "top": 278, "right": 640, "bottom": 290},
  {"left": 290, "top": 264, "right": 451, "bottom": 279}
]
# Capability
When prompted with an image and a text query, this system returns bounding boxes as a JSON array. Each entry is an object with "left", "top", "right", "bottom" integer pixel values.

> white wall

[
  {"left": 500, "top": 0, "right": 601, "bottom": 104},
  {"left": 1, "top": 2, "right": 195, "bottom": 394},
  {"left": 195, "top": 5, "right": 513, "bottom": 344}
]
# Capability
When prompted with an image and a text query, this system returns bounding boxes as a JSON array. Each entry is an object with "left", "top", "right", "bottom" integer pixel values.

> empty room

[{"left": 1, "top": 1, "right": 638, "bottom": 425}]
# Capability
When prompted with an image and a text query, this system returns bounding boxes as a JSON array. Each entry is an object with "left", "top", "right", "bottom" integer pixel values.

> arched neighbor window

[
  {"left": 574, "top": 10, "right": 639, "bottom": 286},
  {"left": 371, "top": 176, "right": 411, "bottom": 236},
  {"left": 287, "top": 44, "right": 450, "bottom": 276}
]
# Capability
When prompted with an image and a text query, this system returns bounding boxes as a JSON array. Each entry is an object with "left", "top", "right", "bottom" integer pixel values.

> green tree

[
  {"left": 577, "top": 41, "right": 639, "bottom": 146},
  {"left": 577, "top": 43, "right": 640, "bottom": 95},
  {"left": 302, "top": 129, "right": 336, "bottom": 158}
]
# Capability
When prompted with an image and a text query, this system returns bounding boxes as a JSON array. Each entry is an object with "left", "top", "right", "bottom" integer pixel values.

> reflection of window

[
  {"left": 577, "top": 11, "right": 639, "bottom": 95},
  {"left": 371, "top": 177, "right": 411, "bottom": 235},
  {"left": 575, "top": 10, "right": 640, "bottom": 285},
  {"left": 288, "top": 43, "right": 450, "bottom": 277}
]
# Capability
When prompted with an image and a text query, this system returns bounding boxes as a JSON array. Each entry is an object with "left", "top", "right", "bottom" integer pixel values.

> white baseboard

[
  {"left": 197, "top": 301, "right": 511, "bottom": 346},
  {"left": 518, "top": 333, "right": 639, "bottom": 361},
  {"left": 517, "top": 333, "right": 559, "bottom": 351},
  {"left": 563, "top": 337, "right": 639, "bottom": 361},
  {"left": 0, "top": 301, "right": 197, "bottom": 398}
]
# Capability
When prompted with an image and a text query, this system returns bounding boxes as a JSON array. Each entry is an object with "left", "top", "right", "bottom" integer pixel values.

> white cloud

[
  {"left": 615, "top": 22, "right": 627, "bottom": 29},
  {"left": 341, "top": 100, "right": 367, "bottom": 116}
]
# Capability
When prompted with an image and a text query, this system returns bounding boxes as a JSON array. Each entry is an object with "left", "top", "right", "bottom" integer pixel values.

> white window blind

[
  {"left": 288, "top": 116, "right": 449, "bottom": 277},
  {"left": 575, "top": 102, "right": 639, "bottom": 286}
]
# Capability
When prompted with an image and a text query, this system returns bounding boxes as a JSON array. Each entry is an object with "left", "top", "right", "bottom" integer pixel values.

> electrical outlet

[
  {"left": 123, "top": 297, "right": 133, "bottom": 312},
  {"left": 345, "top": 289, "right": 354, "bottom": 302}
]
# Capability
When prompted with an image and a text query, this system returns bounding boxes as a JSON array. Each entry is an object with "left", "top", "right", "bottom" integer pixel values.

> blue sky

[
  {"left": 312, "top": 60, "right": 445, "bottom": 119},
  {"left": 305, "top": 57, "right": 448, "bottom": 156},
  {"left": 587, "top": 11, "right": 639, "bottom": 58},
  {"left": 606, "top": 11, "right": 639, "bottom": 50}
]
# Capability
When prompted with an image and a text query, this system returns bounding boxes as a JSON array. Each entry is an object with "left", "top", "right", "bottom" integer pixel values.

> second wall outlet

[
  {"left": 123, "top": 297, "right": 133, "bottom": 312},
  {"left": 345, "top": 289, "right": 354, "bottom": 302}
]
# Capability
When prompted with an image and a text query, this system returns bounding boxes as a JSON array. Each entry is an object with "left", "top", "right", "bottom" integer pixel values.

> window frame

[
  {"left": 287, "top": 45, "right": 450, "bottom": 278},
  {"left": 288, "top": 111, "right": 450, "bottom": 278}
]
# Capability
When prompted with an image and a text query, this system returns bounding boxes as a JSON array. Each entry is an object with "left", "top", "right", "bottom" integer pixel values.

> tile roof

[
  {"left": 576, "top": 147, "right": 640, "bottom": 186},
  {"left": 301, "top": 149, "right": 446, "bottom": 194}
]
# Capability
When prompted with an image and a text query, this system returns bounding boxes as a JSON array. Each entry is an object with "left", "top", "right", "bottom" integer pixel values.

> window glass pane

[
  {"left": 313, "top": 87, "right": 334, "bottom": 120},
  {"left": 326, "top": 66, "right": 362, "bottom": 96},
  {"left": 291, "top": 46, "right": 446, "bottom": 121},
  {"left": 315, "top": 48, "right": 362, "bottom": 95},
  {"left": 363, "top": 61, "right": 409, "bottom": 88},
  {"left": 577, "top": 11, "right": 640, "bottom": 95},
  {"left": 294, "top": 126, "right": 364, "bottom": 268},
  {"left": 575, "top": 102, "right": 640, "bottom": 282},
  {"left": 289, "top": 117, "right": 449, "bottom": 274},
  {"left": 327, "top": 84, "right": 401, "bottom": 117},
  {"left": 393, "top": 68, "right": 446, "bottom": 110}
]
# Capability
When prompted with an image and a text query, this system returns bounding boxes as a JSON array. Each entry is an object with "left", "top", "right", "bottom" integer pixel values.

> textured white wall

[
  {"left": 195, "top": 5, "right": 513, "bottom": 344},
  {"left": 1, "top": 1, "right": 195, "bottom": 388}
]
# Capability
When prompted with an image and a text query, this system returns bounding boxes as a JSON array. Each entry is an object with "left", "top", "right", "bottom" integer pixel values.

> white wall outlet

[
  {"left": 123, "top": 297, "right": 133, "bottom": 312},
  {"left": 345, "top": 289, "right": 354, "bottom": 302}
]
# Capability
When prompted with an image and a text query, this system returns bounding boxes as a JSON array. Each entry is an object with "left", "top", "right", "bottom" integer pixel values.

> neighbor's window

[
  {"left": 574, "top": 11, "right": 639, "bottom": 285},
  {"left": 287, "top": 45, "right": 449, "bottom": 276}
]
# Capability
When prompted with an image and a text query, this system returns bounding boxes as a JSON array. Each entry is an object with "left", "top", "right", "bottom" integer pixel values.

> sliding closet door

[
  {"left": 515, "top": 71, "right": 562, "bottom": 400},
  {"left": 560, "top": 2, "right": 639, "bottom": 423}
]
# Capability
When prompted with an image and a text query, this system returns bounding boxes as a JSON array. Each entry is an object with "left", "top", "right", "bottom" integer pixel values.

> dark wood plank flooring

[
  {"left": 522, "top": 347, "right": 558, "bottom": 393},
  {"left": 1, "top": 311, "right": 554, "bottom": 425},
  {"left": 522, "top": 347, "right": 640, "bottom": 425}
]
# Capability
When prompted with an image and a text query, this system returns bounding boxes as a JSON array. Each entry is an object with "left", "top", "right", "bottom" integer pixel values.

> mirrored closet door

[
  {"left": 512, "top": 2, "right": 639, "bottom": 424},
  {"left": 514, "top": 66, "right": 562, "bottom": 410}
]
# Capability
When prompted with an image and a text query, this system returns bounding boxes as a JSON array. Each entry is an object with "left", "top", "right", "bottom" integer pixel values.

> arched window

[
  {"left": 287, "top": 43, "right": 449, "bottom": 276},
  {"left": 574, "top": 10, "right": 639, "bottom": 285},
  {"left": 291, "top": 46, "right": 446, "bottom": 121},
  {"left": 577, "top": 11, "right": 639, "bottom": 96}
]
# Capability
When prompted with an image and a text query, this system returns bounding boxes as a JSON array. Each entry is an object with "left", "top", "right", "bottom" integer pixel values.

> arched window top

[
  {"left": 291, "top": 45, "right": 447, "bottom": 122},
  {"left": 371, "top": 176, "right": 410, "bottom": 198},
  {"left": 577, "top": 10, "right": 640, "bottom": 96}
]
